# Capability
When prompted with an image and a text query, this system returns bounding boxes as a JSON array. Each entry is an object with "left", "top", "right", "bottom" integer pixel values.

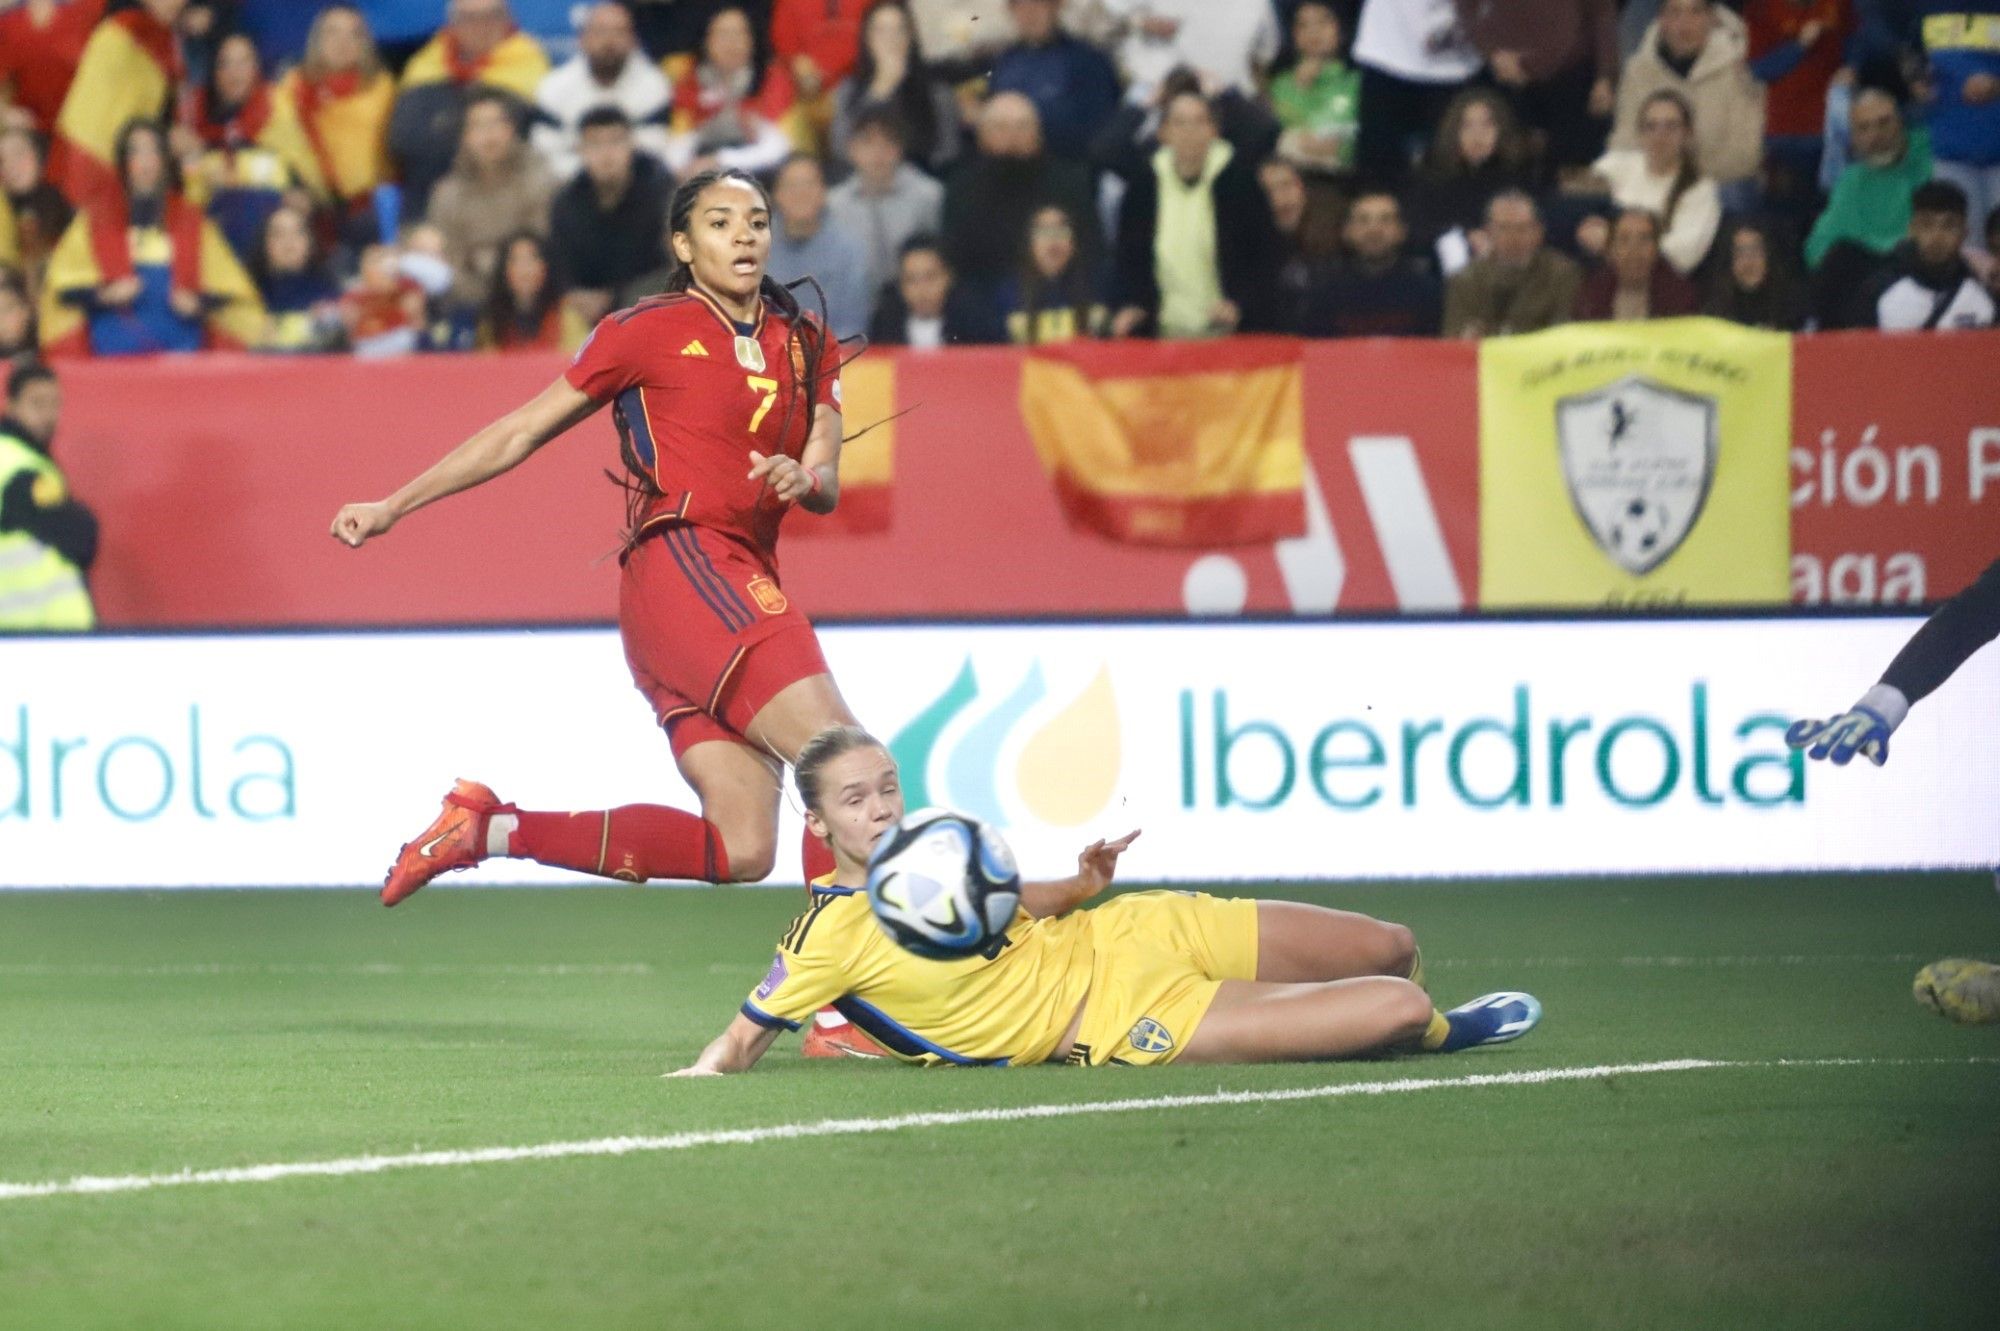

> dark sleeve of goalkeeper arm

[
  {"left": 1879, "top": 557, "right": 2000, "bottom": 706},
  {"left": 0, "top": 471, "right": 99, "bottom": 572}
]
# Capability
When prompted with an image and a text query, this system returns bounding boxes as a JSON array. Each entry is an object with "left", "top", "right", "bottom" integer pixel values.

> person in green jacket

[
  {"left": 0, "top": 360, "right": 97, "bottom": 631},
  {"left": 1806, "top": 87, "right": 1934, "bottom": 268},
  {"left": 1268, "top": 1, "right": 1362, "bottom": 174}
]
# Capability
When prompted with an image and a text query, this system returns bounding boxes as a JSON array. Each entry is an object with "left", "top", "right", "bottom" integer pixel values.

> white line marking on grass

[
  {"left": 4, "top": 1057, "right": 1995, "bottom": 1204},
  {"left": 0, "top": 963, "right": 656, "bottom": 978},
  {"left": 1431, "top": 954, "right": 1927, "bottom": 970},
  {"left": 0, "top": 956, "right": 1931, "bottom": 979}
]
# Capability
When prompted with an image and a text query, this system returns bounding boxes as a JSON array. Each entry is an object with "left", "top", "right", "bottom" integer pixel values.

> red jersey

[
  {"left": 1743, "top": 0, "right": 1854, "bottom": 138},
  {"left": 565, "top": 287, "right": 842, "bottom": 559},
  {"left": 771, "top": 0, "right": 869, "bottom": 87},
  {"left": 0, "top": 0, "right": 103, "bottom": 133}
]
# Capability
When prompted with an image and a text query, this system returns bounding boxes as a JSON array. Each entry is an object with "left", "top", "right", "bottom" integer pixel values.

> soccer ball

[
  {"left": 865, "top": 808, "right": 1021, "bottom": 960},
  {"left": 1912, "top": 958, "right": 2000, "bottom": 1025}
]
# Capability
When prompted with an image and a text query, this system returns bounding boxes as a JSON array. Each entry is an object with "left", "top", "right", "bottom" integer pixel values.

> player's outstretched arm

[
  {"left": 1021, "top": 830, "right": 1142, "bottom": 919},
  {"left": 1788, "top": 558, "right": 2000, "bottom": 767},
  {"left": 668, "top": 1014, "right": 781, "bottom": 1077},
  {"left": 747, "top": 406, "right": 843, "bottom": 515},
  {"left": 329, "top": 376, "right": 604, "bottom": 548}
]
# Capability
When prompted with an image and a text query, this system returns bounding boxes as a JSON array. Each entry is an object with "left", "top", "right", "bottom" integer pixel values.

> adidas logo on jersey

[{"left": 681, "top": 340, "right": 710, "bottom": 358}]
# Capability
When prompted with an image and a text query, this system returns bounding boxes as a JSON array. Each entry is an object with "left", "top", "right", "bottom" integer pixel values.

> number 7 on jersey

[{"left": 745, "top": 376, "right": 778, "bottom": 433}]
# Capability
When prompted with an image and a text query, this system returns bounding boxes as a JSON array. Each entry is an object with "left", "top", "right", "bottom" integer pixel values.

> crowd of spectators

[{"left": 0, "top": 0, "right": 1996, "bottom": 363}]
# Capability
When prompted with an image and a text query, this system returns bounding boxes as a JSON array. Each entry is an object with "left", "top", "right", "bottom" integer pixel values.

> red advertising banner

[
  {"left": 1788, "top": 330, "right": 2000, "bottom": 605},
  {"left": 54, "top": 342, "right": 1481, "bottom": 626},
  {"left": 43, "top": 330, "right": 1994, "bottom": 628}
]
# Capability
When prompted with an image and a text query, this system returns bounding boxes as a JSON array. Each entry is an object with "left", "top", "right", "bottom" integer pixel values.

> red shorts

[{"left": 619, "top": 525, "right": 830, "bottom": 757}]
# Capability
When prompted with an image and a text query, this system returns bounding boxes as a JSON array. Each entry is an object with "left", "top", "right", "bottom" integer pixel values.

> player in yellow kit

[{"left": 672, "top": 727, "right": 1541, "bottom": 1074}]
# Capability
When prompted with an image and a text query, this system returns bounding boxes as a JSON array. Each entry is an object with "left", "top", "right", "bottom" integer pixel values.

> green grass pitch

[{"left": 2, "top": 874, "right": 1997, "bottom": 1330}]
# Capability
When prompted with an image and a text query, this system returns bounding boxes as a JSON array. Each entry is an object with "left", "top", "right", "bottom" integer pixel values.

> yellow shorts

[{"left": 1067, "top": 891, "right": 1260, "bottom": 1067}]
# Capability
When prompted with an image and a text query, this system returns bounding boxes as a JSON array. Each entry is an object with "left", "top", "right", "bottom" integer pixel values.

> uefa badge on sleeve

[{"left": 755, "top": 953, "right": 788, "bottom": 1000}]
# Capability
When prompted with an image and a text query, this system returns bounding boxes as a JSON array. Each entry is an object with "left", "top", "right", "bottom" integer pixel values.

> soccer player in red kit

[{"left": 329, "top": 169, "right": 881, "bottom": 1054}]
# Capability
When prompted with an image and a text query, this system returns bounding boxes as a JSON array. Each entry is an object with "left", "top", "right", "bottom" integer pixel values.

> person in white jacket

[
  {"left": 1608, "top": 0, "right": 1764, "bottom": 188},
  {"left": 1587, "top": 88, "right": 1721, "bottom": 275},
  {"left": 533, "top": 3, "right": 673, "bottom": 181},
  {"left": 1099, "top": 0, "right": 1282, "bottom": 104}
]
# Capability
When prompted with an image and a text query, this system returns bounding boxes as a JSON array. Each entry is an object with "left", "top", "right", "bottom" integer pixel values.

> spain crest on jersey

[{"left": 746, "top": 576, "right": 788, "bottom": 615}]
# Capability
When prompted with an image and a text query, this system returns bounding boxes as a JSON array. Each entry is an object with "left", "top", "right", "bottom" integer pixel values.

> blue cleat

[{"left": 1440, "top": 991, "right": 1543, "bottom": 1051}]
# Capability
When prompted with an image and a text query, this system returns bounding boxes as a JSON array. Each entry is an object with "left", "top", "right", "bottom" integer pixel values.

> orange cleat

[
  {"left": 382, "top": 779, "right": 503, "bottom": 907},
  {"left": 801, "top": 1008, "right": 891, "bottom": 1060}
]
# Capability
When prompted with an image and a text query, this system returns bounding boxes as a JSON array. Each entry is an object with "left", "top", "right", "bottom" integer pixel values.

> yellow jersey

[{"left": 741, "top": 880, "right": 1095, "bottom": 1066}]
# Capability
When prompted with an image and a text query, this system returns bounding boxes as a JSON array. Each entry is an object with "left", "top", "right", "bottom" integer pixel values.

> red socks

[
  {"left": 800, "top": 826, "right": 836, "bottom": 884},
  {"left": 508, "top": 806, "right": 729, "bottom": 884},
  {"left": 502, "top": 808, "right": 833, "bottom": 886}
]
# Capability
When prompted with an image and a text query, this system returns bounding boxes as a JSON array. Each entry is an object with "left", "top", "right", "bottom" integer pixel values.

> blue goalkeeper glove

[{"left": 1785, "top": 684, "right": 1909, "bottom": 767}]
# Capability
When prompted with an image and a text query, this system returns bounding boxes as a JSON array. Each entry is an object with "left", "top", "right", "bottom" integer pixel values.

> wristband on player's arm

[{"left": 1853, "top": 682, "right": 1910, "bottom": 732}]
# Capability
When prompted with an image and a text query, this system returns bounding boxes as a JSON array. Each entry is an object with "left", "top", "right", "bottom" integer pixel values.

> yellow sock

[
  {"left": 1407, "top": 945, "right": 1427, "bottom": 991},
  {"left": 1420, "top": 1008, "right": 1450, "bottom": 1052}
]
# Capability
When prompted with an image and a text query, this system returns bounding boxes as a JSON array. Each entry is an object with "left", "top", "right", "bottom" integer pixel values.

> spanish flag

[
  {"left": 1018, "top": 337, "right": 1307, "bottom": 546},
  {"left": 400, "top": 29, "right": 549, "bottom": 99},
  {"left": 37, "top": 196, "right": 264, "bottom": 357},
  {"left": 48, "top": 5, "right": 180, "bottom": 208},
  {"left": 264, "top": 69, "right": 395, "bottom": 207},
  {"left": 792, "top": 356, "right": 894, "bottom": 536}
]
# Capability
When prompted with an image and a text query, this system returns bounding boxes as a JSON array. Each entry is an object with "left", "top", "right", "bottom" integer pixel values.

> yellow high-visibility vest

[{"left": 0, "top": 430, "right": 95, "bottom": 631}]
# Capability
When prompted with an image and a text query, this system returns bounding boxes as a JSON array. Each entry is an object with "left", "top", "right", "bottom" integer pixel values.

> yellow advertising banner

[{"left": 1478, "top": 317, "right": 1792, "bottom": 608}]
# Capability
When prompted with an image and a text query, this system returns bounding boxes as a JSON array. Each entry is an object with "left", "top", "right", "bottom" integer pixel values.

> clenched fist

[{"left": 330, "top": 501, "right": 397, "bottom": 548}]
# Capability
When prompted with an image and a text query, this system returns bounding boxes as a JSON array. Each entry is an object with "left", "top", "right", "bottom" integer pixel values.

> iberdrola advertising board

[{"left": 0, "top": 618, "right": 1992, "bottom": 887}]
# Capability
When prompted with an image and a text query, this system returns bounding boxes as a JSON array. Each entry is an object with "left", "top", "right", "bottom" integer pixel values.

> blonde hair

[
  {"left": 795, "top": 726, "right": 889, "bottom": 813},
  {"left": 303, "top": 5, "right": 383, "bottom": 83}
]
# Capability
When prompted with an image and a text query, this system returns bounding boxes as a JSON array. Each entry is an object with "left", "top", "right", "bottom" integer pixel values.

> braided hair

[{"left": 611, "top": 167, "right": 858, "bottom": 545}]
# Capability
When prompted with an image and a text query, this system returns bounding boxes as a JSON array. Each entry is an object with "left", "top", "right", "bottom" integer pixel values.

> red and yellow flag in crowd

[
  {"left": 49, "top": 4, "right": 180, "bottom": 207},
  {"left": 37, "top": 197, "right": 263, "bottom": 356},
  {"left": 399, "top": 27, "right": 550, "bottom": 98},
  {"left": 1018, "top": 337, "right": 1307, "bottom": 546},
  {"left": 264, "top": 68, "right": 396, "bottom": 207}
]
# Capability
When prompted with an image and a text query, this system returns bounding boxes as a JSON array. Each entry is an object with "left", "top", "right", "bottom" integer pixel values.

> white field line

[
  {"left": 1431, "top": 954, "right": 1930, "bottom": 969},
  {"left": 4, "top": 1056, "right": 1995, "bottom": 1204},
  {"left": 0, "top": 962, "right": 656, "bottom": 977},
  {"left": 0, "top": 955, "right": 1934, "bottom": 979}
]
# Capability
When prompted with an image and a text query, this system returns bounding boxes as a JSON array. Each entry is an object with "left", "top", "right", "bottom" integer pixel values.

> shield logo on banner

[{"left": 1555, "top": 375, "right": 1718, "bottom": 575}]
